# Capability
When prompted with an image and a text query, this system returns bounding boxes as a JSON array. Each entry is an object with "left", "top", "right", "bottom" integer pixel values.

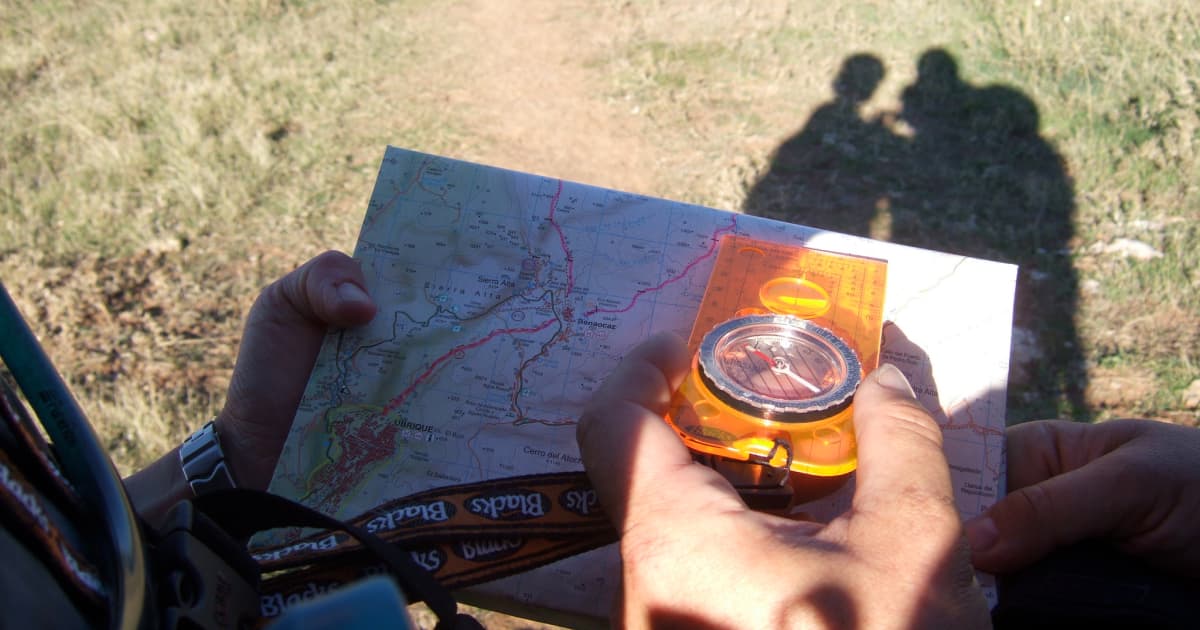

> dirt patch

[
  {"left": 1, "top": 243, "right": 268, "bottom": 465},
  {"left": 405, "top": 0, "right": 660, "bottom": 195},
  {"left": 1088, "top": 303, "right": 1200, "bottom": 361},
  {"left": 1083, "top": 365, "right": 1161, "bottom": 411}
]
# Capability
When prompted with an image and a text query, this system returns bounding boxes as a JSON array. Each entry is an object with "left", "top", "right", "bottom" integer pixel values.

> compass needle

[
  {"left": 745, "top": 344, "right": 772, "bottom": 364},
  {"left": 794, "top": 352, "right": 825, "bottom": 390},
  {"left": 743, "top": 345, "right": 787, "bottom": 397},
  {"left": 774, "top": 362, "right": 822, "bottom": 393}
]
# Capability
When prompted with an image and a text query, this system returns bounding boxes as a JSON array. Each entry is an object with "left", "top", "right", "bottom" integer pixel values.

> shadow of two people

[{"left": 745, "top": 48, "right": 1086, "bottom": 421}]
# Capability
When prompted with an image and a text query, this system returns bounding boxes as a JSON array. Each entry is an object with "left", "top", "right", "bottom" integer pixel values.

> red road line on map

[
  {"left": 368, "top": 160, "right": 428, "bottom": 225},
  {"left": 367, "top": 158, "right": 468, "bottom": 231},
  {"left": 584, "top": 215, "right": 738, "bottom": 316},
  {"left": 546, "top": 179, "right": 575, "bottom": 295},
  {"left": 940, "top": 400, "right": 1004, "bottom": 476},
  {"left": 383, "top": 317, "right": 558, "bottom": 414},
  {"left": 941, "top": 402, "right": 1005, "bottom": 439}
]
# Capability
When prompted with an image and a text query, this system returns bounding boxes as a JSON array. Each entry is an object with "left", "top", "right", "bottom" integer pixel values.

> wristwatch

[{"left": 179, "top": 419, "right": 236, "bottom": 496}]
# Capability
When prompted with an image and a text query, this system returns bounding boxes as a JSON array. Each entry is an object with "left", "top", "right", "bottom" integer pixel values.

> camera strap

[
  {"left": 0, "top": 446, "right": 109, "bottom": 612},
  {"left": 0, "top": 378, "right": 109, "bottom": 621}
]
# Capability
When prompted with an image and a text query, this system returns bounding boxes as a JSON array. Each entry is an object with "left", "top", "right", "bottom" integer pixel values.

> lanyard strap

[
  {"left": 256, "top": 532, "right": 612, "bottom": 620},
  {"left": 244, "top": 471, "right": 615, "bottom": 622},
  {"left": 192, "top": 473, "right": 615, "bottom": 625},
  {"left": 251, "top": 471, "right": 610, "bottom": 571},
  {"left": 0, "top": 377, "right": 105, "bottom": 615},
  {"left": 0, "top": 424, "right": 612, "bottom": 626},
  {"left": 0, "top": 447, "right": 107, "bottom": 611},
  {"left": 4, "top": 359, "right": 613, "bottom": 625}
]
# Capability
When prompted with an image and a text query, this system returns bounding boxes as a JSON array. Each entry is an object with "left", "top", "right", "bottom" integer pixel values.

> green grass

[
  {"left": 1, "top": 0, "right": 463, "bottom": 264},
  {"left": 976, "top": 0, "right": 1200, "bottom": 413},
  {"left": 1, "top": 0, "right": 1197, "bottom": 472},
  {"left": 1, "top": 0, "right": 472, "bottom": 470}
]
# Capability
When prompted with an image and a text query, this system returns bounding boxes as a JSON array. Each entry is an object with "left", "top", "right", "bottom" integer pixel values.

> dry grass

[
  {"left": 3, "top": 0, "right": 1196, "bottom": 464},
  {"left": 1, "top": 0, "right": 1197, "bottom": 620}
]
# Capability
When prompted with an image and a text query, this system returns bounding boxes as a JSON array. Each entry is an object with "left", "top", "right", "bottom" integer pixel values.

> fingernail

[
  {"left": 336, "top": 282, "right": 372, "bottom": 306},
  {"left": 965, "top": 516, "right": 999, "bottom": 553},
  {"left": 873, "top": 363, "right": 916, "bottom": 398}
]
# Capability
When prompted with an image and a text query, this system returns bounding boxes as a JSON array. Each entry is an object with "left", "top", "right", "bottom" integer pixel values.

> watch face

[{"left": 698, "top": 315, "right": 861, "bottom": 421}]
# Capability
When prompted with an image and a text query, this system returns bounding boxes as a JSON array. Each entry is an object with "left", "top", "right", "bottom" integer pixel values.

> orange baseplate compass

[{"left": 665, "top": 235, "right": 887, "bottom": 509}]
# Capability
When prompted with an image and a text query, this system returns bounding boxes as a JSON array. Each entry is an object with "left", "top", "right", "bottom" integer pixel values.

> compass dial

[{"left": 698, "top": 314, "right": 861, "bottom": 421}]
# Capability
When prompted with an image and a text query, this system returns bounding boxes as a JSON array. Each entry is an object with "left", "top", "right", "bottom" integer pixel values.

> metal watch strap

[{"left": 179, "top": 420, "right": 236, "bottom": 496}]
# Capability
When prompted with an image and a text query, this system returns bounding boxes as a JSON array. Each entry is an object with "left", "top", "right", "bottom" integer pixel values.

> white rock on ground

[{"left": 1183, "top": 379, "right": 1200, "bottom": 409}]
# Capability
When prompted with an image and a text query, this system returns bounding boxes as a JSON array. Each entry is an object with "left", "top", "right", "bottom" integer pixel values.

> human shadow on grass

[{"left": 744, "top": 49, "right": 1086, "bottom": 421}]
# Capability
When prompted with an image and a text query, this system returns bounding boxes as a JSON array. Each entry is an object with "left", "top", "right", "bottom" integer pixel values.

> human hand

[
  {"left": 576, "top": 333, "right": 989, "bottom": 629},
  {"left": 216, "top": 251, "right": 376, "bottom": 491},
  {"left": 966, "top": 419, "right": 1200, "bottom": 578}
]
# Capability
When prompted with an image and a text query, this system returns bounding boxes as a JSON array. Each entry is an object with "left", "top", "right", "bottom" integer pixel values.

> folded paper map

[{"left": 265, "top": 146, "right": 1015, "bottom": 620}]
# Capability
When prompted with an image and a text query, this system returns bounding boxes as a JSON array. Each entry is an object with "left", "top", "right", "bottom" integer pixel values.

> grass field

[
  {"left": 3, "top": 0, "right": 1197, "bottom": 473},
  {"left": 1, "top": 0, "right": 1197, "bottom": 621}
]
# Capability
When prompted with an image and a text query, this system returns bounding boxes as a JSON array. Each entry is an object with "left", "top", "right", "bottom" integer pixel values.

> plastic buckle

[
  {"left": 154, "top": 501, "right": 261, "bottom": 629},
  {"left": 693, "top": 442, "right": 794, "bottom": 511},
  {"left": 180, "top": 420, "right": 236, "bottom": 496}
]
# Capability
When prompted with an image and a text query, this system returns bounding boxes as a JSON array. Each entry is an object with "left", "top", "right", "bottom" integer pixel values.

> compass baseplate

[{"left": 665, "top": 235, "right": 888, "bottom": 476}]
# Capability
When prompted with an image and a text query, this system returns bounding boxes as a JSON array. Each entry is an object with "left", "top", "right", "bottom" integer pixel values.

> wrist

[
  {"left": 124, "top": 446, "right": 190, "bottom": 528},
  {"left": 213, "top": 412, "right": 275, "bottom": 492}
]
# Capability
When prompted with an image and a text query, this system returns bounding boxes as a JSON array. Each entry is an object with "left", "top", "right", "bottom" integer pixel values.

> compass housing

[
  {"left": 697, "top": 315, "right": 861, "bottom": 422},
  {"left": 666, "top": 314, "right": 866, "bottom": 476}
]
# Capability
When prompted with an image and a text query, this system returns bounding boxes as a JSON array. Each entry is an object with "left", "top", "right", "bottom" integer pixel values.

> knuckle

[
  {"left": 1011, "top": 483, "right": 1061, "bottom": 543},
  {"left": 250, "top": 260, "right": 317, "bottom": 325},
  {"left": 312, "top": 249, "right": 348, "bottom": 267},
  {"left": 251, "top": 275, "right": 290, "bottom": 319},
  {"left": 874, "top": 399, "right": 945, "bottom": 449},
  {"left": 853, "top": 481, "right": 958, "bottom": 540},
  {"left": 1016, "top": 483, "right": 1052, "bottom": 516},
  {"left": 898, "top": 409, "right": 945, "bottom": 447},
  {"left": 900, "top": 483, "right": 959, "bottom": 525}
]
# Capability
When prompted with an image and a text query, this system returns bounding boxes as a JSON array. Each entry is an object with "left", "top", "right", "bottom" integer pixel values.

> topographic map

[{"left": 265, "top": 146, "right": 1016, "bottom": 617}]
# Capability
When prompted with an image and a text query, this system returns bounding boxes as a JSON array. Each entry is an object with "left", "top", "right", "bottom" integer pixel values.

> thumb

[
  {"left": 966, "top": 421, "right": 1145, "bottom": 574},
  {"left": 851, "top": 363, "right": 958, "bottom": 533},
  {"left": 966, "top": 463, "right": 1131, "bottom": 574},
  {"left": 220, "top": 251, "right": 376, "bottom": 489},
  {"left": 257, "top": 250, "right": 377, "bottom": 330},
  {"left": 233, "top": 250, "right": 377, "bottom": 405},
  {"left": 847, "top": 364, "right": 987, "bottom": 624}
]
